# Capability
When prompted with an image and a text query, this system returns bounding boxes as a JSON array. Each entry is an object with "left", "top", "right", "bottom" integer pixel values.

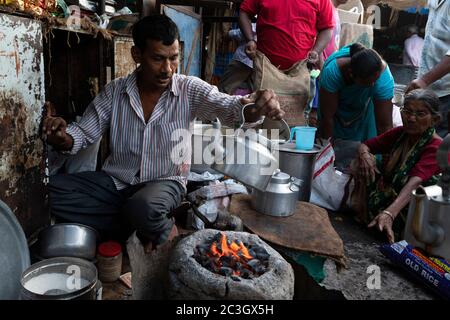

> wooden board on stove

[{"left": 229, "top": 194, "right": 344, "bottom": 262}]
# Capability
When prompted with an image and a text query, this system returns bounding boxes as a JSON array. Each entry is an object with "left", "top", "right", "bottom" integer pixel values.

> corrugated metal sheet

[{"left": 0, "top": 13, "right": 48, "bottom": 237}]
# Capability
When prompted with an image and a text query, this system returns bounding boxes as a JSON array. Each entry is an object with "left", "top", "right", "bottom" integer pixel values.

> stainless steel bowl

[
  {"left": 38, "top": 223, "right": 98, "bottom": 261},
  {"left": 20, "top": 257, "right": 99, "bottom": 300}
]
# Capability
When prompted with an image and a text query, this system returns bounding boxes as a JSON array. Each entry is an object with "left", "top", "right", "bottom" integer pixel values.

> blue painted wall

[{"left": 164, "top": 6, "right": 202, "bottom": 77}]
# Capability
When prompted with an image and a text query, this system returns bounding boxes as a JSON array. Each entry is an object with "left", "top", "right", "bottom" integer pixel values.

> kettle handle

[
  {"left": 239, "top": 103, "right": 291, "bottom": 140},
  {"left": 289, "top": 177, "right": 303, "bottom": 192},
  {"left": 238, "top": 103, "right": 256, "bottom": 131}
]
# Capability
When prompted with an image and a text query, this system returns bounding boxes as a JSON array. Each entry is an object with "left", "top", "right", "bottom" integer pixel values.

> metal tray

[{"left": 0, "top": 200, "right": 30, "bottom": 299}]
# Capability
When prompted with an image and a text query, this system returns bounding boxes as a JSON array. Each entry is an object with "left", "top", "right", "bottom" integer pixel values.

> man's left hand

[{"left": 241, "top": 89, "right": 285, "bottom": 120}]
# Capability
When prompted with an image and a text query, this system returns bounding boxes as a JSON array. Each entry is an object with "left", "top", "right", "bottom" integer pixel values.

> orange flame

[{"left": 207, "top": 232, "right": 254, "bottom": 276}]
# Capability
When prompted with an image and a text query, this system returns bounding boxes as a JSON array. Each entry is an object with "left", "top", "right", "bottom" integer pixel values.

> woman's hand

[
  {"left": 358, "top": 149, "right": 379, "bottom": 183},
  {"left": 368, "top": 211, "right": 395, "bottom": 243}
]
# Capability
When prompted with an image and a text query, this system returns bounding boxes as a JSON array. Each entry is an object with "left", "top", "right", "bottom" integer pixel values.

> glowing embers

[{"left": 193, "top": 232, "right": 269, "bottom": 280}]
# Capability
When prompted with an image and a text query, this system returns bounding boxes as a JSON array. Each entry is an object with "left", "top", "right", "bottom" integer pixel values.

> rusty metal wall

[{"left": 0, "top": 13, "right": 48, "bottom": 237}]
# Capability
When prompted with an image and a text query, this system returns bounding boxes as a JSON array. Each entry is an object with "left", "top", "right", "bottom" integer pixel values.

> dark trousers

[
  {"left": 48, "top": 171, "right": 184, "bottom": 244},
  {"left": 218, "top": 60, "right": 254, "bottom": 94}
]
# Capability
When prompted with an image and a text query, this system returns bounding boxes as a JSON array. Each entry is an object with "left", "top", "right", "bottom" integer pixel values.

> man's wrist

[
  {"left": 57, "top": 134, "right": 74, "bottom": 151},
  {"left": 418, "top": 76, "right": 431, "bottom": 86},
  {"left": 310, "top": 48, "right": 322, "bottom": 56}
]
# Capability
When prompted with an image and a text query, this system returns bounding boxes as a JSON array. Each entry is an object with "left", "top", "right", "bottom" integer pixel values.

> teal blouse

[{"left": 319, "top": 45, "right": 394, "bottom": 141}]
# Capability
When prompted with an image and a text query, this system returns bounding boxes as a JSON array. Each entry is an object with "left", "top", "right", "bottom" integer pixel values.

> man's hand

[
  {"left": 241, "top": 89, "right": 285, "bottom": 121},
  {"left": 42, "top": 101, "right": 73, "bottom": 150},
  {"left": 307, "top": 50, "right": 320, "bottom": 69},
  {"left": 405, "top": 78, "right": 427, "bottom": 93},
  {"left": 368, "top": 212, "right": 395, "bottom": 244},
  {"left": 245, "top": 40, "right": 257, "bottom": 60}
]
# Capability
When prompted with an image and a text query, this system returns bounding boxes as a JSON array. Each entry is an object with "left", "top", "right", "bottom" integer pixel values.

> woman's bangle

[{"left": 382, "top": 210, "right": 395, "bottom": 222}]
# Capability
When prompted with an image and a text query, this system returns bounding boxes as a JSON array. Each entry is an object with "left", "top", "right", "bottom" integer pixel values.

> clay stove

[{"left": 168, "top": 229, "right": 294, "bottom": 300}]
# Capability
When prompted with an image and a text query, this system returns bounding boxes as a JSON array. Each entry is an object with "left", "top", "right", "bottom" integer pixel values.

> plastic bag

[{"left": 310, "top": 142, "right": 353, "bottom": 211}]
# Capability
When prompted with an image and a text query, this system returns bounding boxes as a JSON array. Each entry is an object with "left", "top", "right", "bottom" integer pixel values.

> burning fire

[
  {"left": 208, "top": 233, "right": 254, "bottom": 276},
  {"left": 193, "top": 232, "right": 270, "bottom": 280}
]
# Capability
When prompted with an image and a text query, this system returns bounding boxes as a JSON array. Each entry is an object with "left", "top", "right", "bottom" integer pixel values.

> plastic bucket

[{"left": 289, "top": 126, "right": 317, "bottom": 150}]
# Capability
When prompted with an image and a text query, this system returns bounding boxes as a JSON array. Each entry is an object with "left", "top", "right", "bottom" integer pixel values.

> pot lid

[
  {"left": 275, "top": 142, "right": 322, "bottom": 154},
  {"left": 271, "top": 170, "right": 291, "bottom": 184},
  {"left": 0, "top": 200, "right": 30, "bottom": 299},
  {"left": 98, "top": 241, "right": 122, "bottom": 257}
]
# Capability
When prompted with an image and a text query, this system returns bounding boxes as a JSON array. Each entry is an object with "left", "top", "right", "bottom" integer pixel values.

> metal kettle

[
  {"left": 251, "top": 170, "right": 301, "bottom": 217},
  {"left": 404, "top": 134, "right": 450, "bottom": 260},
  {"left": 210, "top": 104, "right": 279, "bottom": 191}
]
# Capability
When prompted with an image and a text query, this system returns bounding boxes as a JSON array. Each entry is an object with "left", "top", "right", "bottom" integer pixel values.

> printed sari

[{"left": 352, "top": 127, "right": 439, "bottom": 237}]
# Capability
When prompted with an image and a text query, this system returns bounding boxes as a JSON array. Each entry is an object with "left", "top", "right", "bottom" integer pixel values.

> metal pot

[
  {"left": 404, "top": 134, "right": 450, "bottom": 260},
  {"left": 251, "top": 170, "right": 300, "bottom": 217},
  {"left": 190, "top": 118, "right": 232, "bottom": 173},
  {"left": 275, "top": 142, "right": 321, "bottom": 201},
  {"left": 20, "top": 257, "right": 99, "bottom": 300},
  {"left": 252, "top": 117, "right": 322, "bottom": 201},
  {"left": 38, "top": 223, "right": 98, "bottom": 261},
  {"left": 211, "top": 104, "right": 279, "bottom": 191}
]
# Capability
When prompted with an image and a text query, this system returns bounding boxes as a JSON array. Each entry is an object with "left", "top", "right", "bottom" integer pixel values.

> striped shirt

[
  {"left": 66, "top": 69, "right": 245, "bottom": 190},
  {"left": 419, "top": 0, "right": 450, "bottom": 97}
]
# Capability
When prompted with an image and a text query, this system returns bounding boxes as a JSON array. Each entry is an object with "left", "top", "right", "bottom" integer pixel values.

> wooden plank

[{"left": 229, "top": 194, "right": 345, "bottom": 263}]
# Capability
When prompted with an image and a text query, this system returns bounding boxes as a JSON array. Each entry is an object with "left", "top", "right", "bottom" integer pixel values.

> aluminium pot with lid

[
  {"left": 274, "top": 142, "right": 322, "bottom": 201},
  {"left": 251, "top": 170, "right": 301, "bottom": 217}
]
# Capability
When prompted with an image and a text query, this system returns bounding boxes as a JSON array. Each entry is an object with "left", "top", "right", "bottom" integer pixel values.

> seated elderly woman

[{"left": 350, "top": 89, "right": 443, "bottom": 243}]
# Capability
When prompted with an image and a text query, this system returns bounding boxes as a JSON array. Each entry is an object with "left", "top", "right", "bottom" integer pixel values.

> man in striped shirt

[{"left": 43, "top": 14, "right": 284, "bottom": 251}]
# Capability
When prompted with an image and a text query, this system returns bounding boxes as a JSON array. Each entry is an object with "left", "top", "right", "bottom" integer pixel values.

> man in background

[
  {"left": 403, "top": 25, "right": 424, "bottom": 67},
  {"left": 406, "top": 0, "right": 450, "bottom": 137},
  {"left": 218, "top": 22, "right": 256, "bottom": 95},
  {"left": 239, "top": 0, "right": 335, "bottom": 70}
]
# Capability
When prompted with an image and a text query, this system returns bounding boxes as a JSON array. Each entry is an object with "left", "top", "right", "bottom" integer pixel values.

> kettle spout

[{"left": 410, "top": 186, "right": 445, "bottom": 246}]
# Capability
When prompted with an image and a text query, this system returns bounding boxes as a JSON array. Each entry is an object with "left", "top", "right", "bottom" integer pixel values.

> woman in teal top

[
  {"left": 319, "top": 43, "right": 394, "bottom": 141},
  {"left": 318, "top": 43, "right": 394, "bottom": 169}
]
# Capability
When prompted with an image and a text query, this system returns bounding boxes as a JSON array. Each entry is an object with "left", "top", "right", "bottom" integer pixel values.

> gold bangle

[{"left": 382, "top": 210, "right": 394, "bottom": 222}]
